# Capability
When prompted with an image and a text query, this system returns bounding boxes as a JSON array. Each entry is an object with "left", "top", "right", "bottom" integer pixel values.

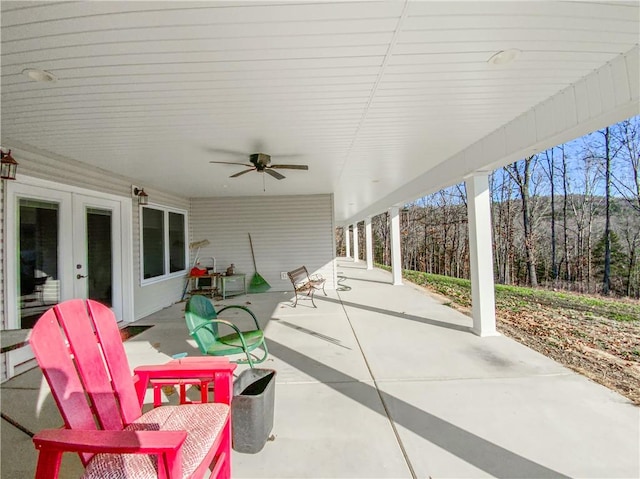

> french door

[
  {"left": 71, "top": 194, "right": 124, "bottom": 318},
  {"left": 4, "top": 179, "right": 132, "bottom": 376}
]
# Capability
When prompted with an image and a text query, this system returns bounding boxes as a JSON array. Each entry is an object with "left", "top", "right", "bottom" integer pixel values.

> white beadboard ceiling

[{"left": 2, "top": 1, "right": 639, "bottom": 223}]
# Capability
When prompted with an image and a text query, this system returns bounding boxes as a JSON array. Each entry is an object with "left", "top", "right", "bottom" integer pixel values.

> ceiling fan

[{"left": 209, "top": 152, "right": 309, "bottom": 180}]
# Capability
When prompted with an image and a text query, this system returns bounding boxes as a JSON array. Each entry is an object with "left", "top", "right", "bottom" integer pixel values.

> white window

[{"left": 140, "top": 206, "right": 187, "bottom": 284}]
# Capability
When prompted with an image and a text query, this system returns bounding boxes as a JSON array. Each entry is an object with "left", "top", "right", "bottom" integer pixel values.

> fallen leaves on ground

[
  {"left": 418, "top": 276, "right": 640, "bottom": 405},
  {"left": 497, "top": 298, "right": 640, "bottom": 405}
]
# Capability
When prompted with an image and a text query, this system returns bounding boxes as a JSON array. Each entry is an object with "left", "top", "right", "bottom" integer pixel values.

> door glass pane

[
  {"left": 142, "top": 207, "right": 165, "bottom": 279},
  {"left": 87, "top": 208, "right": 112, "bottom": 306},
  {"left": 19, "top": 199, "right": 59, "bottom": 329},
  {"left": 169, "top": 212, "right": 186, "bottom": 273}
]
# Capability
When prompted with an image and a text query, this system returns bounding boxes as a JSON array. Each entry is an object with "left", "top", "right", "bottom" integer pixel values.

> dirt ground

[
  {"left": 497, "top": 304, "right": 640, "bottom": 406},
  {"left": 423, "top": 285, "right": 640, "bottom": 406}
]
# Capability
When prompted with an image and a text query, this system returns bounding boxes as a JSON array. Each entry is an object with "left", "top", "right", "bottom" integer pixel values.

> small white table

[{"left": 218, "top": 274, "right": 246, "bottom": 299}]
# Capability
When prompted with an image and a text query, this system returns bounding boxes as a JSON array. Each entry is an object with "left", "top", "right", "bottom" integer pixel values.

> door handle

[{"left": 76, "top": 274, "right": 87, "bottom": 279}]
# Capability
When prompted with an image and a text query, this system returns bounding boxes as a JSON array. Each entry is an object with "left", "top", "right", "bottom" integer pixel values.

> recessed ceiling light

[
  {"left": 487, "top": 49, "right": 521, "bottom": 65},
  {"left": 22, "top": 68, "right": 57, "bottom": 82}
]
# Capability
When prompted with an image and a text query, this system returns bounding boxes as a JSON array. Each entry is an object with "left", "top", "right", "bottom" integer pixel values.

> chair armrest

[
  {"left": 134, "top": 358, "right": 236, "bottom": 376},
  {"left": 191, "top": 318, "right": 243, "bottom": 337},
  {"left": 192, "top": 319, "right": 251, "bottom": 352},
  {"left": 33, "top": 429, "right": 187, "bottom": 455},
  {"left": 33, "top": 429, "right": 187, "bottom": 479},
  {"left": 217, "top": 304, "right": 261, "bottom": 330},
  {"left": 134, "top": 358, "right": 236, "bottom": 405}
]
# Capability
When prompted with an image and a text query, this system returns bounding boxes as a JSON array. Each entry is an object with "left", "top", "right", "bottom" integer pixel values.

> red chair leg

[
  {"left": 210, "top": 419, "right": 231, "bottom": 479},
  {"left": 34, "top": 449, "right": 63, "bottom": 479}
]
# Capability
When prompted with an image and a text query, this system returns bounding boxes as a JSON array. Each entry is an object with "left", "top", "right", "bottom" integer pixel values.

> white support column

[
  {"left": 345, "top": 226, "right": 351, "bottom": 258},
  {"left": 390, "top": 206, "right": 403, "bottom": 286},
  {"left": 365, "top": 216, "right": 373, "bottom": 270},
  {"left": 352, "top": 222, "right": 360, "bottom": 262},
  {"left": 466, "top": 174, "right": 498, "bottom": 336}
]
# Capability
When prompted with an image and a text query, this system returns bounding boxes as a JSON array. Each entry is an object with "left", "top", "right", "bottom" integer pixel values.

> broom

[{"left": 248, "top": 233, "right": 271, "bottom": 293}]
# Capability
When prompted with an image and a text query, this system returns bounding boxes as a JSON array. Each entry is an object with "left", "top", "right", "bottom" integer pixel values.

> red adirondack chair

[{"left": 30, "top": 299, "right": 236, "bottom": 479}]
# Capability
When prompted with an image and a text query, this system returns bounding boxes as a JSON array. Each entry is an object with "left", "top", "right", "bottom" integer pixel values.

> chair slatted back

[
  {"left": 185, "top": 295, "right": 219, "bottom": 353},
  {"left": 287, "top": 266, "right": 309, "bottom": 287},
  {"left": 31, "top": 304, "right": 99, "bottom": 435},
  {"left": 31, "top": 300, "right": 142, "bottom": 450},
  {"left": 86, "top": 300, "right": 141, "bottom": 424}
]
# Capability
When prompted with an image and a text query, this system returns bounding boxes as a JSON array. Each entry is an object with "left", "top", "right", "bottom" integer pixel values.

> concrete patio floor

[{"left": 1, "top": 258, "right": 638, "bottom": 478}]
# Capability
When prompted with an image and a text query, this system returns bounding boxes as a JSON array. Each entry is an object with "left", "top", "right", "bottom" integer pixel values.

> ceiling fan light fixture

[
  {"left": 250, "top": 153, "right": 271, "bottom": 165},
  {"left": 487, "top": 49, "right": 521, "bottom": 65},
  {"left": 22, "top": 68, "right": 57, "bottom": 82}
]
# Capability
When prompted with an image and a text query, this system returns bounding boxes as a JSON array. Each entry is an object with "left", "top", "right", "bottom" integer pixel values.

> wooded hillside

[{"left": 339, "top": 116, "right": 640, "bottom": 299}]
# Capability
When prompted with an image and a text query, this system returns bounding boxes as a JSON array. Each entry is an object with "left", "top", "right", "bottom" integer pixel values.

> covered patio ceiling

[{"left": 1, "top": 1, "right": 639, "bottom": 224}]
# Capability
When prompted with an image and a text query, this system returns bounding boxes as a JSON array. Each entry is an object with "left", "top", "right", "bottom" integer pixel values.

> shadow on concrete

[
  {"left": 338, "top": 275, "right": 392, "bottom": 286},
  {"left": 316, "top": 295, "right": 471, "bottom": 333},
  {"left": 266, "top": 338, "right": 570, "bottom": 479},
  {"left": 275, "top": 320, "right": 351, "bottom": 350}
]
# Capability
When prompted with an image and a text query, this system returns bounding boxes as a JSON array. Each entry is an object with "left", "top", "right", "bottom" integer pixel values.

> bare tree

[
  {"left": 602, "top": 127, "right": 613, "bottom": 295},
  {"left": 335, "top": 227, "right": 345, "bottom": 256},
  {"left": 372, "top": 212, "right": 390, "bottom": 265},
  {"left": 567, "top": 156, "right": 601, "bottom": 292},
  {"left": 542, "top": 148, "right": 559, "bottom": 282},
  {"left": 505, "top": 156, "right": 539, "bottom": 287},
  {"left": 610, "top": 118, "right": 640, "bottom": 213},
  {"left": 560, "top": 145, "right": 571, "bottom": 282},
  {"left": 490, "top": 170, "right": 517, "bottom": 284},
  {"left": 584, "top": 126, "right": 626, "bottom": 294},
  {"left": 610, "top": 118, "right": 640, "bottom": 296}
]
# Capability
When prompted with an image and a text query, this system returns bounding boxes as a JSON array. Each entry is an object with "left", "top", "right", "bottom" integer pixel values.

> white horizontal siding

[
  {"left": 190, "top": 195, "right": 335, "bottom": 292},
  {"left": 0, "top": 143, "right": 190, "bottom": 324}
]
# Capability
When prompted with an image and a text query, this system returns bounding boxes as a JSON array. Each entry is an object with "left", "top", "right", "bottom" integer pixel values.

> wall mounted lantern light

[
  {"left": 0, "top": 148, "right": 18, "bottom": 180},
  {"left": 132, "top": 186, "right": 149, "bottom": 205}
]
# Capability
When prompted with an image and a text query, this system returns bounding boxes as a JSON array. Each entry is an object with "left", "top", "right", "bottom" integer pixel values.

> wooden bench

[{"left": 287, "top": 266, "right": 326, "bottom": 308}]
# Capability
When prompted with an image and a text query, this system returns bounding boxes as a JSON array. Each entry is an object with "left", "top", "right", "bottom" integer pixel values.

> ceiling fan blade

[
  {"left": 230, "top": 168, "right": 256, "bottom": 178},
  {"left": 270, "top": 164, "right": 309, "bottom": 170},
  {"left": 210, "top": 161, "right": 253, "bottom": 167},
  {"left": 265, "top": 169, "right": 285, "bottom": 180}
]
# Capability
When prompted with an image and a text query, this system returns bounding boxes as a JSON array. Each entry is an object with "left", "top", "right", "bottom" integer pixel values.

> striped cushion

[{"left": 81, "top": 403, "right": 229, "bottom": 479}]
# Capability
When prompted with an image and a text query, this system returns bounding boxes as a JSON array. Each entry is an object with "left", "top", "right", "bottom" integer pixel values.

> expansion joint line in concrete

[
  {"left": 1, "top": 412, "right": 35, "bottom": 437},
  {"left": 337, "top": 291, "right": 418, "bottom": 479}
]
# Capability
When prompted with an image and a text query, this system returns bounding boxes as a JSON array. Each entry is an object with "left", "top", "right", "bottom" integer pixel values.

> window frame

[{"left": 139, "top": 204, "right": 188, "bottom": 286}]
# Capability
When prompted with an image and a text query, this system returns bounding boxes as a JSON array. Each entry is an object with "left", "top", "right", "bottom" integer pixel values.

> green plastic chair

[{"left": 185, "top": 295, "right": 268, "bottom": 368}]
